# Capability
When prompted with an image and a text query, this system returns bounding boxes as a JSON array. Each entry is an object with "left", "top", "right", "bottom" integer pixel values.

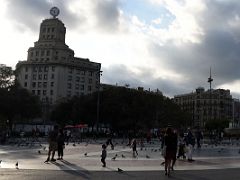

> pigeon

[
  {"left": 85, "top": 143, "right": 88, "bottom": 146},
  {"left": 115, "top": 154, "right": 118, "bottom": 157},
  {"left": 38, "top": 150, "right": 41, "bottom": 154},
  {"left": 140, "top": 147, "right": 143, "bottom": 151},
  {"left": 84, "top": 153, "right": 87, "bottom": 156},
  {"left": 154, "top": 149, "right": 157, "bottom": 152},
  {"left": 121, "top": 154, "right": 125, "bottom": 158},
  {"left": 43, "top": 147, "right": 46, "bottom": 151},
  {"left": 0, "top": 160, "right": 2, "bottom": 164},
  {"left": 146, "top": 155, "right": 150, "bottom": 159},
  {"left": 112, "top": 156, "right": 117, "bottom": 160},
  {"left": 73, "top": 143, "right": 76, "bottom": 146},
  {"left": 151, "top": 149, "right": 154, "bottom": 152},
  {"left": 117, "top": 168, "right": 123, "bottom": 172},
  {"left": 15, "top": 162, "right": 18, "bottom": 169}
]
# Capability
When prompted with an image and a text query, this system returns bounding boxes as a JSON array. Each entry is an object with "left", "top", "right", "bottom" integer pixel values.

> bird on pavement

[
  {"left": 84, "top": 153, "right": 87, "bottom": 156},
  {"left": 0, "top": 160, "right": 2, "bottom": 164},
  {"left": 43, "top": 147, "right": 46, "bottom": 151},
  {"left": 146, "top": 155, "right": 150, "bottom": 159},
  {"left": 15, "top": 162, "right": 18, "bottom": 169},
  {"left": 118, "top": 168, "right": 123, "bottom": 172},
  {"left": 38, "top": 150, "right": 41, "bottom": 154},
  {"left": 112, "top": 156, "right": 117, "bottom": 160},
  {"left": 122, "top": 154, "right": 125, "bottom": 158},
  {"left": 73, "top": 143, "right": 76, "bottom": 146}
]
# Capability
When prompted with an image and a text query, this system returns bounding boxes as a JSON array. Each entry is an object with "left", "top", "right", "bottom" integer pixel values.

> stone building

[
  {"left": 173, "top": 87, "right": 233, "bottom": 127},
  {"left": 15, "top": 7, "right": 101, "bottom": 105}
]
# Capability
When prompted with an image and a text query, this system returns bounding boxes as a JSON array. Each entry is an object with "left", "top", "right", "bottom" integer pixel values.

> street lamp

[{"left": 96, "top": 70, "right": 103, "bottom": 133}]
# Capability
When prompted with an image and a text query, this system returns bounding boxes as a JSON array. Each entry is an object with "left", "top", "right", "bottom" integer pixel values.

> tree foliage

[
  {"left": 0, "top": 65, "right": 41, "bottom": 128},
  {"left": 51, "top": 86, "right": 191, "bottom": 132}
]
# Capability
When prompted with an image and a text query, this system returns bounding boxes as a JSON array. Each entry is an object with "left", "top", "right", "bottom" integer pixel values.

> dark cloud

[
  {"left": 94, "top": 0, "right": 121, "bottom": 32},
  {"left": 5, "top": 0, "right": 82, "bottom": 32},
  {"left": 146, "top": 0, "right": 240, "bottom": 98}
]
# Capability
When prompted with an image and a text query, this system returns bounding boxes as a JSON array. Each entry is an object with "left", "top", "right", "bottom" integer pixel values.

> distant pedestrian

[
  {"left": 171, "top": 129, "right": 178, "bottom": 170},
  {"left": 163, "top": 127, "right": 176, "bottom": 177},
  {"left": 196, "top": 129, "right": 203, "bottom": 148},
  {"left": 177, "top": 132, "right": 186, "bottom": 159},
  {"left": 57, "top": 128, "right": 65, "bottom": 160},
  {"left": 131, "top": 138, "right": 138, "bottom": 157},
  {"left": 101, "top": 144, "right": 107, "bottom": 167},
  {"left": 65, "top": 130, "right": 71, "bottom": 145},
  {"left": 45, "top": 125, "right": 58, "bottom": 162},
  {"left": 185, "top": 128, "right": 195, "bottom": 162}
]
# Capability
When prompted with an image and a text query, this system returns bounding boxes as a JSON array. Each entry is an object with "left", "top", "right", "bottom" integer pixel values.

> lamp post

[
  {"left": 6, "top": 119, "right": 9, "bottom": 138},
  {"left": 96, "top": 70, "right": 102, "bottom": 133}
]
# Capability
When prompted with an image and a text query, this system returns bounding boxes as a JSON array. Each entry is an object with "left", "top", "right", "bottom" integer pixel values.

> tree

[{"left": 0, "top": 64, "right": 14, "bottom": 89}]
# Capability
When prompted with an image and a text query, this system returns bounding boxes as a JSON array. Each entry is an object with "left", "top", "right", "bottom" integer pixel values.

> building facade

[
  {"left": 174, "top": 87, "right": 233, "bottom": 127},
  {"left": 16, "top": 8, "right": 101, "bottom": 105}
]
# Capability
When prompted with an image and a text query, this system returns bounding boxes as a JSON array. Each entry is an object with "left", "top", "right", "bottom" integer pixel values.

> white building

[{"left": 16, "top": 7, "right": 101, "bottom": 105}]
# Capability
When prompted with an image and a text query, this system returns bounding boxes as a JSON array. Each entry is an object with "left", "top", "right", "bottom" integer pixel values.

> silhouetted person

[
  {"left": 45, "top": 125, "right": 58, "bottom": 162},
  {"left": 101, "top": 144, "right": 107, "bottom": 167},
  {"left": 57, "top": 128, "right": 65, "bottom": 160}
]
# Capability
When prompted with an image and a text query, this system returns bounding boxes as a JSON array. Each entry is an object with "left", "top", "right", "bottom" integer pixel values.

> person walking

[
  {"left": 185, "top": 128, "right": 195, "bottom": 162},
  {"left": 101, "top": 144, "right": 107, "bottom": 167},
  {"left": 131, "top": 138, "right": 138, "bottom": 158},
  {"left": 171, "top": 129, "right": 178, "bottom": 170},
  {"left": 57, "top": 128, "right": 65, "bottom": 160},
  {"left": 45, "top": 125, "right": 58, "bottom": 162},
  {"left": 163, "top": 127, "right": 176, "bottom": 177}
]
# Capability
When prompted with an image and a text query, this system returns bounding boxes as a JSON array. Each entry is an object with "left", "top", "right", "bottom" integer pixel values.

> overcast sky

[{"left": 0, "top": 0, "right": 240, "bottom": 98}]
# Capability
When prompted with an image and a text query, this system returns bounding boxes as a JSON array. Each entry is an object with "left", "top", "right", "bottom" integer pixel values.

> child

[{"left": 101, "top": 144, "right": 107, "bottom": 167}]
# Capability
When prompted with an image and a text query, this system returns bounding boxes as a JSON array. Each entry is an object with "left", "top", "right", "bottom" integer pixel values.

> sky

[{"left": 0, "top": 0, "right": 240, "bottom": 99}]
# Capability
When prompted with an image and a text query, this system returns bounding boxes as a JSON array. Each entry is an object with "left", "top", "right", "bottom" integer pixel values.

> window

[
  {"left": 76, "top": 76, "right": 80, "bottom": 82},
  {"left": 33, "top": 67, "right": 37, "bottom": 72},
  {"left": 68, "top": 75, "right": 72, "bottom": 81},
  {"left": 75, "top": 84, "right": 79, "bottom": 90},
  {"left": 76, "top": 69, "right": 80, "bottom": 75},
  {"left": 88, "top": 86, "right": 92, "bottom": 91},
  {"left": 51, "top": 74, "right": 54, "bottom": 79},
  {"left": 52, "top": 27, "right": 55, "bottom": 32},
  {"left": 81, "top": 71, "right": 85, "bottom": 75},
  {"left": 38, "top": 82, "right": 42, "bottom": 88},
  {"left": 88, "top": 71, "right": 93, "bottom": 76},
  {"left": 38, "top": 74, "right": 42, "bottom": 80},
  {"left": 24, "top": 82, "right": 27, "bottom": 87},
  {"left": 39, "top": 67, "right": 42, "bottom": 72},
  {"left": 32, "top": 82, "right": 36, "bottom": 88},
  {"left": 25, "top": 67, "right": 28, "bottom": 72},
  {"left": 43, "top": 90, "right": 46, "bottom": 95},
  {"left": 68, "top": 68, "right": 73, "bottom": 74},
  {"left": 43, "top": 28, "right": 46, "bottom": 32},
  {"left": 51, "top": 82, "right": 54, "bottom": 87},
  {"left": 50, "top": 90, "right": 53, "bottom": 95},
  {"left": 47, "top": 28, "right": 50, "bottom": 32},
  {"left": 88, "top": 78, "right": 92, "bottom": 84},
  {"left": 37, "top": 90, "right": 41, "bottom": 95},
  {"left": 35, "top": 51, "right": 39, "bottom": 56},
  {"left": 41, "top": 50, "right": 44, "bottom": 56},
  {"left": 44, "top": 66, "right": 48, "bottom": 72},
  {"left": 80, "top": 77, "right": 85, "bottom": 83},
  {"left": 46, "top": 50, "right": 50, "bottom": 56},
  {"left": 33, "top": 74, "right": 37, "bottom": 80},
  {"left": 44, "top": 74, "right": 48, "bottom": 80},
  {"left": 80, "top": 85, "right": 84, "bottom": 91},
  {"left": 52, "top": 66, "right": 55, "bottom": 72},
  {"left": 30, "top": 52, "right": 33, "bottom": 57},
  {"left": 67, "top": 83, "right": 72, "bottom": 89},
  {"left": 25, "top": 74, "right": 28, "bottom": 80},
  {"left": 43, "top": 82, "right": 47, "bottom": 88}
]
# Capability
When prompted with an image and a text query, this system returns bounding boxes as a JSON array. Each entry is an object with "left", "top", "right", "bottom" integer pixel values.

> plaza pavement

[{"left": 1, "top": 139, "right": 240, "bottom": 179}]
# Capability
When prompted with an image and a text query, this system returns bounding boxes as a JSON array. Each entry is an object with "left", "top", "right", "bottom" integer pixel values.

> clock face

[{"left": 50, "top": 7, "right": 60, "bottom": 18}]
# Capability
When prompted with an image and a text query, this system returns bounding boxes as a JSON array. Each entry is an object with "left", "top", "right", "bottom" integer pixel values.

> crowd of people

[{"left": 43, "top": 125, "right": 204, "bottom": 177}]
